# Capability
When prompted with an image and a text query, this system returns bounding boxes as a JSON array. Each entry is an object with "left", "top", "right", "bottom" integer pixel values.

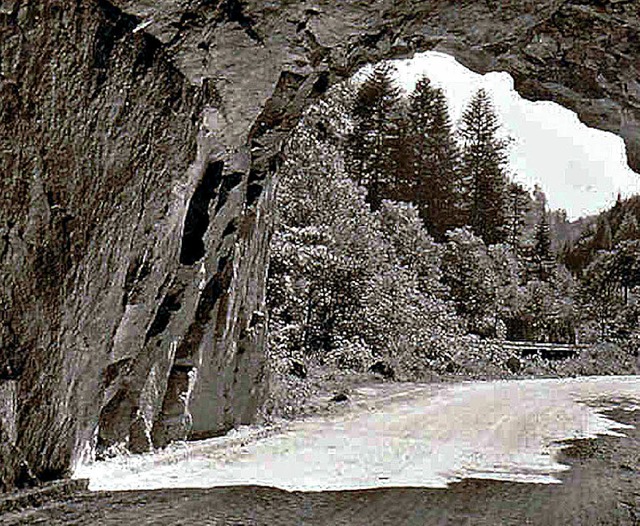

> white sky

[{"left": 385, "top": 51, "right": 640, "bottom": 220}]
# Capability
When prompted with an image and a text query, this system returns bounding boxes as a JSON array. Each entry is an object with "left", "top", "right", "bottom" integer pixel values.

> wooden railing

[{"left": 502, "top": 341, "right": 590, "bottom": 360}]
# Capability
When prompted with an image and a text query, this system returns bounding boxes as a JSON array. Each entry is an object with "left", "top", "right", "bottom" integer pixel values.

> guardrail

[{"left": 502, "top": 341, "right": 590, "bottom": 360}]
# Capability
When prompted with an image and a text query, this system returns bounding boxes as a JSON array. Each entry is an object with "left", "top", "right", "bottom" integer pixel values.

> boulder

[
  {"left": 288, "top": 360, "right": 307, "bottom": 380},
  {"left": 369, "top": 361, "right": 395, "bottom": 380},
  {"left": 506, "top": 356, "right": 523, "bottom": 374},
  {"left": 330, "top": 392, "right": 349, "bottom": 403}
]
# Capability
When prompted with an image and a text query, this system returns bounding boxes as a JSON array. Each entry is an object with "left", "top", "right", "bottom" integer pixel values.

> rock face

[{"left": 0, "top": 0, "right": 638, "bottom": 488}]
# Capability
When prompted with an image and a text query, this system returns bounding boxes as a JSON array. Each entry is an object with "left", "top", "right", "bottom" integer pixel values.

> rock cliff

[{"left": 0, "top": 0, "right": 638, "bottom": 489}]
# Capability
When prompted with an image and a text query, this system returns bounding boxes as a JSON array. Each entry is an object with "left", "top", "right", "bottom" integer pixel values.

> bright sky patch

[{"left": 383, "top": 51, "right": 640, "bottom": 220}]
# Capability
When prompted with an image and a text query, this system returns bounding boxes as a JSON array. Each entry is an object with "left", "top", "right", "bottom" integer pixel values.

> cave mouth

[{"left": 5, "top": 0, "right": 640, "bottom": 498}]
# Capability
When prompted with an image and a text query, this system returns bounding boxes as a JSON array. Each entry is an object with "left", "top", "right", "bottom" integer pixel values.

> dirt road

[
  {"left": 3, "top": 377, "right": 639, "bottom": 525},
  {"left": 80, "top": 376, "right": 639, "bottom": 492}
]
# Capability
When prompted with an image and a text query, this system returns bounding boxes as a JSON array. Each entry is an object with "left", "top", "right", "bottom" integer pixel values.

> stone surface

[
  {"left": 0, "top": 0, "right": 638, "bottom": 489},
  {"left": 0, "top": 380, "right": 17, "bottom": 446},
  {"left": 0, "top": 380, "right": 18, "bottom": 491}
]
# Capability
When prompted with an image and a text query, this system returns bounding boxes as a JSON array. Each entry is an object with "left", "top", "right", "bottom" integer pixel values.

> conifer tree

[
  {"left": 458, "top": 89, "right": 509, "bottom": 245},
  {"left": 348, "top": 63, "right": 403, "bottom": 210},
  {"left": 613, "top": 240, "right": 640, "bottom": 304},
  {"left": 505, "top": 182, "right": 530, "bottom": 253},
  {"left": 533, "top": 204, "right": 554, "bottom": 281},
  {"left": 613, "top": 211, "right": 639, "bottom": 244},
  {"left": 593, "top": 215, "right": 613, "bottom": 251},
  {"left": 405, "top": 77, "right": 460, "bottom": 240}
]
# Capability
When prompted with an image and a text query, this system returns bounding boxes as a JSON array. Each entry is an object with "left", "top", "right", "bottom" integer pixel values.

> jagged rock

[
  {"left": 1, "top": 0, "right": 638, "bottom": 490},
  {"left": 0, "top": 439, "right": 16, "bottom": 493},
  {"left": 151, "top": 365, "right": 193, "bottom": 448},
  {"left": 0, "top": 381, "right": 17, "bottom": 447},
  {"left": 128, "top": 411, "right": 153, "bottom": 454}
]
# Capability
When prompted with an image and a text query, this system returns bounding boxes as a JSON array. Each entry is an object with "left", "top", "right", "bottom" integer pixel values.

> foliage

[
  {"left": 403, "top": 77, "right": 461, "bottom": 239},
  {"left": 578, "top": 241, "right": 640, "bottom": 340},
  {"left": 268, "top": 89, "right": 462, "bottom": 391},
  {"left": 348, "top": 63, "right": 403, "bottom": 210},
  {"left": 378, "top": 200, "right": 446, "bottom": 296},
  {"left": 518, "top": 267, "right": 577, "bottom": 343},
  {"left": 458, "top": 89, "right": 510, "bottom": 245},
  {"left": 440, "top": 227, "right": 501, "bottom": 336},
  {"left": 561, "top": 194, "right": 640, "bottom": 275}
]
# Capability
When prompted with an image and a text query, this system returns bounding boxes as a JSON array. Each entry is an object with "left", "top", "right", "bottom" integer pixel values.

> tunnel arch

[{"left": 1, "top": 0, "right": 638, "bottom": 487}]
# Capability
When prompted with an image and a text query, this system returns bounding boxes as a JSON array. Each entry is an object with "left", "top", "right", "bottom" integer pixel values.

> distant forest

[{"left": 265, "top": 63, "right": 640, "bottom": 384}]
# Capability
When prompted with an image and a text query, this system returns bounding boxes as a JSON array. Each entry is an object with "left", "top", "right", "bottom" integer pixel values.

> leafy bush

[{"left": 266, "top": 87, "right": 463, "bottom": 398}]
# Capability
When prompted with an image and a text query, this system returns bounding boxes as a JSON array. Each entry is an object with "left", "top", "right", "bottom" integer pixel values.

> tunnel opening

[
  {"left": 265, "top": 49, "right": 640, "bottom": 414},
  {"left": 6, "top": 0, "right": 640, "bottom": 491}
]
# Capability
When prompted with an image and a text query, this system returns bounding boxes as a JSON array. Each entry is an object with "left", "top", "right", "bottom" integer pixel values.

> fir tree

[
  {"left": 613, "top": 240, "right": 640, "bottom": 304},
  {"left": 405, "top": 76, "right": 460, "bottom": 240},
  {"left": 458, "top": 89, "right": 509, "bottom": 245},
  {"left": 613, "top": 211, "right": 639, "bottom": 244},
  {"left": 348, "top": 63, "right": 403, "bottom": 210},
  {"left": 533, "top": 205, "right": 554, "bottom": 281},
  {"left": 561, "top": 226, "right": 596, "bottom": 276},
  {"left": 593, "top": 215, "right": 613, "bottom": 251},
  {"left": 505, "top": 182, "right": 530, "bottom": 254}
]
